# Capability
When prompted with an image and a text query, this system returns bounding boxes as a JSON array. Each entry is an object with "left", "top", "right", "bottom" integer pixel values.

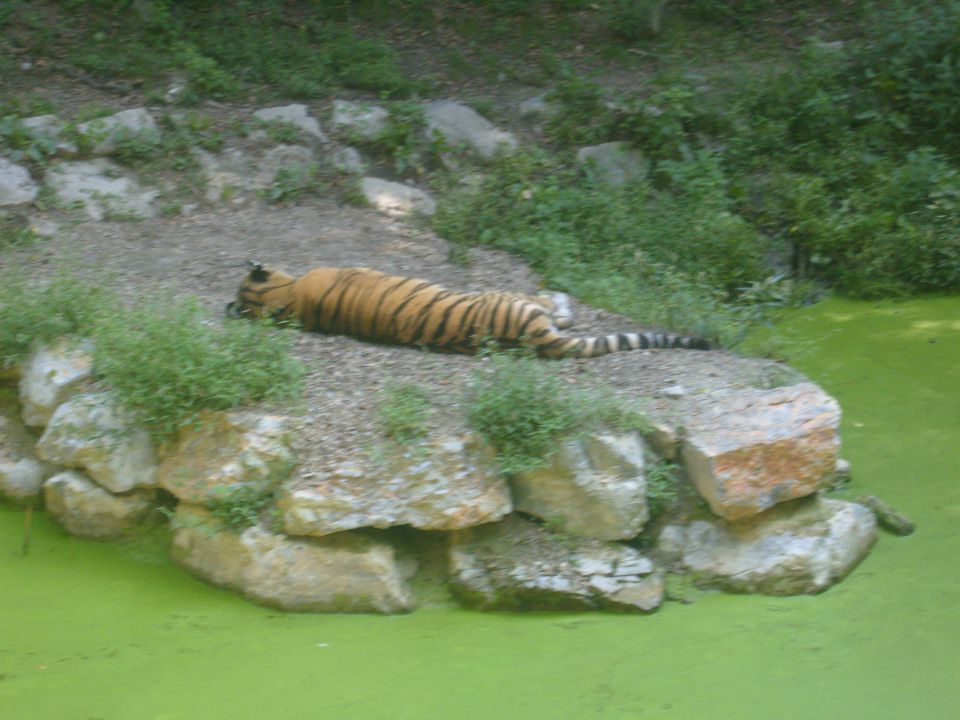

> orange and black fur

[{"left": 227, "top": 263, "right": 710, "bottom": 358}]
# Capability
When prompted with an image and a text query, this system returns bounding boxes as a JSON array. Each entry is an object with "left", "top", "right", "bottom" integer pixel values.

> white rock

[
  {"left": 0, "top": 158, "right": 38, "bottom": 206},
  {"left": 658, "top": 496, "right": 877, "bottom": 595},
  {"left": 45, "top": 159, "right": 158, "bottom": 220},
  {"left": 172, "top": 505, "right": 415, "bottom": 613},
  {"left": 35, "top": 392, "right": 158, "bottom": 493},
  {"left": 44, "top": 470, "right": 155, "bottom": 539},
  {"left": 18, "top": 339, "right": 94, "bottom": 428},
  {"left": 75, "top": 108, "right": 158, "bottom": 155},
  {"left": 330, "top": 99, "right": 389, "bottom": 140},
  {"left": 331, "top": 146, "right": 367, "bottom": 175},
  {"left": 576, "top": 142, "right": 647, "bottom": 186},
  {"left": 361, "top": 177, "right": 436, "bottom": 217},
  {"left": 0, "top": 458, "right": 48, "bottom": 502},
  {"left": 253, "top": 104, "right": 328, "bottom": 143},
  {"left": 21, "top": 115, "right": 78, "bottom": 155},
  {"left": 423, "top": 100, "right": 517, "bottom": 159}
]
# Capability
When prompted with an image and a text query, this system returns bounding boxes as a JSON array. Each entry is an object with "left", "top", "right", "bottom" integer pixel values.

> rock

[
  {"left": 360, "top": 177, "right": 436, "bottom": 217},
  {"left": 44, "top": 470, "right": 155, "bottom": 539},
  {"left": 449, "top": 515, "right": 664, "bottom": 612},
  {"left": 45, "top": 159, "right": 158, "bottom": 221},
  {"left": 171, "top": 504, "right": 415, "bottom": 613},
  {"left": 21, "top": 115, "right": 78, "bottom": 155},
  {"left": 75, "top": 108, "right": 158, "bottom": 155},
  {"left": 576, "top": 142, "right": 647, "bottom": 186},
  {"left": 0, "top": 458, "right": 48, "bottom": 503},
  {"left": 657, "top": 384, "right": 687, "bottom": 399},
  {"left": 510, "top": 431, "right": 650, "bottom": 541},
  {"left": 157, "top": 411, "right": 296, "bottom": 505},
  {"left": 35, "top": 392, "right": 158, "bottom": 493},
  {"left": 423, "top": 100, "right": 517, "bottom": 159},
  {"left": 253, "top": 104, "right": 328, "bottom": 143},
  {"left": 0, "top": 158, "right": 39, "bottom": 206},
  {"left": 195, "top": 144, "right": 315, "bottom": 203},
  {"left": 518, "top": 93, "right": 555, "bottom": 118},
  {"left": 331, "top": 146, "right": 367, "bottom": 175},
  {"left": 644, "top": 421, "right": 680, "bottom": 460},
  {"left": 330, "top": 99, "right": 390, "bottom": 140},
  {"left": 681, "top": 383, "right": 841, "bottom": 521},
  {"left": 280, "top": 434, "right": 511, "bottom": 537},
  {"left": 18, "top": 339, "right": 95, "bottom": 428},
  {"left": 856, "top": 494, "right": 916, "bottom": 536},
  {"left": 658, "top": 496, "right": 876, "bottom": 595}
]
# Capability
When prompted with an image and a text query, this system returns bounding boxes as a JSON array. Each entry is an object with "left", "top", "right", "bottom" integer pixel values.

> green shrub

[
  {"left": 377, "top": 382, "right": 432, "bottom": 444},
  {"left": 208, "top": 485, "right": 274, "bottom": 533},
  {"left": 91, "top": 298, "right": 303, "bottom": 440}
]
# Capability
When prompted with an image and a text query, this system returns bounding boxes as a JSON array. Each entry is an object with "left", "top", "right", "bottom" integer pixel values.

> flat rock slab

[
  {"left": 44, "top": 470, "right": 155, "bottom": 539},
  {"left": 450, "top": 515, "right": 664, "bottom": 613},
  {"left": 511, "top": 431, "right": 650, "bottom": 541},
  {"left": 681, "top": 382, "right": 841, "bottom": 521},
  {"left": 172, "top": 505, "right": 415, "bottom": 613},
  {"left": 658, "top": 496, "right": 877, "bottom": 595},
  {"left": 280, "top": 434, "right": 511, "bottom": 537}
]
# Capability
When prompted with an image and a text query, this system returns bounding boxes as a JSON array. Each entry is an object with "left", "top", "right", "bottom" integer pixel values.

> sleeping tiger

[{"left": 226, "top": 263, "right": 710, "bottom": 359}]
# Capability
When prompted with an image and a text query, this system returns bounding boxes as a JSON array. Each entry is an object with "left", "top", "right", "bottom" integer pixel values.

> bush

[{"left": 92, "top": 298, "right": 303, "bottom": 441}]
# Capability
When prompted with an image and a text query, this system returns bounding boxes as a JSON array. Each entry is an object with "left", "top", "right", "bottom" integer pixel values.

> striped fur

[{"left": 226, "top": 265, "right": 710, "bottom": 358}]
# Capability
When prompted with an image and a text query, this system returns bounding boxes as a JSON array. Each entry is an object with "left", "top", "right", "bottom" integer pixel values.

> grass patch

[{"left": 377, "top": 381, "right": 432, "bottom": 445}]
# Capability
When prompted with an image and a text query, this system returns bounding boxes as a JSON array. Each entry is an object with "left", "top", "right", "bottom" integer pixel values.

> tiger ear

[{"left": 247, "top": 261, "right": 269, "bottom": 283}]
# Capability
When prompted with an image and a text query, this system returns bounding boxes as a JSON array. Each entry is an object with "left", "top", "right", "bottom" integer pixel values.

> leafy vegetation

[
  {"left": 467, "top": 350, "right": 649, "bottom": 474},
  {"left": 207, "top": 485, "right": 275, "bottom": 533},
  {"left": 377, "top": 381, "right": 432, "bottom": 444}
]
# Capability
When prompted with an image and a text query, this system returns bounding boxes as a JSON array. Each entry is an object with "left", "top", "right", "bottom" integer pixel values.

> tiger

[{"left": 226, "top": 263, "right": 710, "bottom": 359}]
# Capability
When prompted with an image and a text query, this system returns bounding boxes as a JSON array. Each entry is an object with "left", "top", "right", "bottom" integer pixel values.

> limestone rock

[
  {"left": 644, "top": 421, "right": 680, "bottom": 460},
  {"left": 157, "top": 411, "right": 296, "bottom": 505},
  {"left": 171, "top": 504, "right": 415, "bottom": 613},
  {"left": 45, "top": 159, "right": 158, "bottom": 221},
  {"left": 361, "top": 177, "right": 436, "bottom": 217},
  {"left": 280, "top": 434, "right": 511, "bottom": 537},
  {"left": 450, "top": 515, "right": 664, "bottom": 612},
  {"left": 19, "top": 339, "right": 94, "bottom": 428},
  {"left": 658, "top": 496, "right": 876, "bottom": 595},
  {"left": 330, "top": 99, "right": 389, "bottom": 140},
  {"left": 195, "top": 144, "right": 315, "bottom": 203},
  {"left": 0, "top": 458, "right": 48, "bottom": 503},
  {"left": 253, "top": 104, "right": 328, "bottom": 143},
  {"left": 35, "top": 392, "right": 158, "bottom": 493},
  {"left": 0, "top": 158, "right": 39, "bottom": 206},
  {"left": 423, "top": 100, "right": 517, "bottom": 159},
  {"left": 75, "top": 108, "right": 158, "bottom": 155},
  {"left": 331, "top": 146, "right": 367, "bottom": 175},
  {"left": 576, "top": 142, "right": 647, "bottom": 186},
  {"left": 44, "top": 470, "right": 155, "bottom": 539},
  {"left": 0, "top": 400, "right": 57, "bottom": 502},
  {"left": 21, "top": 115, "right": 78, "bottom": 155},
  {"left": 681, "top": 383, "right": 841, "bottom": 521},
  {"left": 510, "top": 431, "right": 649, "bottom": 541}
]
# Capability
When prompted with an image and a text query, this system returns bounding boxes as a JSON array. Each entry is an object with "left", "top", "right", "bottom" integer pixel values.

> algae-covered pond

[{"left": 2, "top": 297, "right": 959, "bottom": 720}]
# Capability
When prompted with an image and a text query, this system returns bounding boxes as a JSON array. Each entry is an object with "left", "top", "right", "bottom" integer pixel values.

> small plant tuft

[
  {"left": 377, "top": 381, "right": 432, "bottom": 444},
  {"left": 208, "top": 485, "right": 274, "bottom": 533}
]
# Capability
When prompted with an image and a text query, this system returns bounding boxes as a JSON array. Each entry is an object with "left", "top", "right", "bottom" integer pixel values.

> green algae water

[{"left": 2, "top": 297, "right": 959, "bottom": 720}]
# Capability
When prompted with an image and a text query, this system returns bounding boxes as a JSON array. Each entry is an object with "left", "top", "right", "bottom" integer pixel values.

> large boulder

[
  {"left": 157, "top": 411, "right": 296, "bottom": 505},
  {"left": 44, "top": 470, "right": 155, "bottom": 539},
  {"left": 44, "top": 159, "right": 158, "bottom": 221},
  {"left": 280, "top": 434, "right": 511, "bottom": 537},
  {"left": 423, "top": 100, "right": 517, "bottom": 159},
  {"left": 171, "top": 505, "right": 415, "bottom": 613},
  {"left": 510, "top": 431, "right": 650, "bottom": 541},
  {"left": 35, "top": 391, "right": 158, "bottom": 493},
  {"left": 450, "top": 515, "right": 664, "bottom": 613},
  {"left": 681, "top": 383, "right": 841, "bottom": 521},
  {"left": 0, "top": 158, "right": 38, "bottom": 206},
  {"left": 658, "top": 496, "right": 877, "bottom": 595},
  {"left": 360, "top": 177, "right": 436, "bottom": 217},
  {"left": 18, "top": 339, "right": 94, "bottom": 428}
]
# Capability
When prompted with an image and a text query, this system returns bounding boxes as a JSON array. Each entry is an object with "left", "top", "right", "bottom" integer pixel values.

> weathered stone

[
  {"left": 576, "top": 142, "right": 647, "bottom": 186},
  {"left": 157, "top": 411, "right": 296, "bottom": 505},
  {"left": 44, "top": 470, "right": 155, "bottom": 539},
  {"left": 423, "top": 100, "right": 517, "bottom": 159},
  {"left": 0, "top": 458, "right": 48, "bottom": 503},
  {"left": 21, "top": 115, "right": 78, "bottom": 155},
  {"left": 171, "top": 504, "right": 415, "bottom": 613},
  {"left": 19, "top": 339, "right": 94, "bottom": 428},
  {"left": 330, "top": 100, "right": 389, "bottom": 140},
  {"left": 644, "top": 421, "right": 680, "bottom": 460},
  {"left": 681, "top": 383, "right": 841, "bottom": 521},
  {"left": 510, "top": 431, "right": 649, "bottom": 541},
  {"left": 0, "top": 158, "right": 39, "bottom": 206},
  {"left": 280, "top": 434, "right": 511, "bottom": 537},
  {"left": 658, "top": 496, "right": 876, "bottom": 595},
  {"left": 360, "top": 177, "right": 436, "bottom": 217},
  {"left": 45, "top": 159, "right": 158, "bottom": 221},
  {"left": 253, "top": 104, "right": 328, "bottom": 143},
  {"left": 518, "top": 93, "right": 555, "bottom": 118},
  {"left": 75, "top": 108, "right": 158, "bottom": 155},
  {"left": 195, "top": 144, "right": 315, "bottom": 203},
  {"left": 449, "top": 515, "right": 663, "bottom": 612},
  {"left": 331, "top": 146, "right": 367, "bottom": 175},
  {"left": 35, "top": 392, "right": 158, "bottom": 493}
]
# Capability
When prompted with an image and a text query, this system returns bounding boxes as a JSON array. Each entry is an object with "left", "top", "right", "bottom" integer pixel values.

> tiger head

[{"left": 226, "top": 262, "right": 297, "bottom": 321}]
